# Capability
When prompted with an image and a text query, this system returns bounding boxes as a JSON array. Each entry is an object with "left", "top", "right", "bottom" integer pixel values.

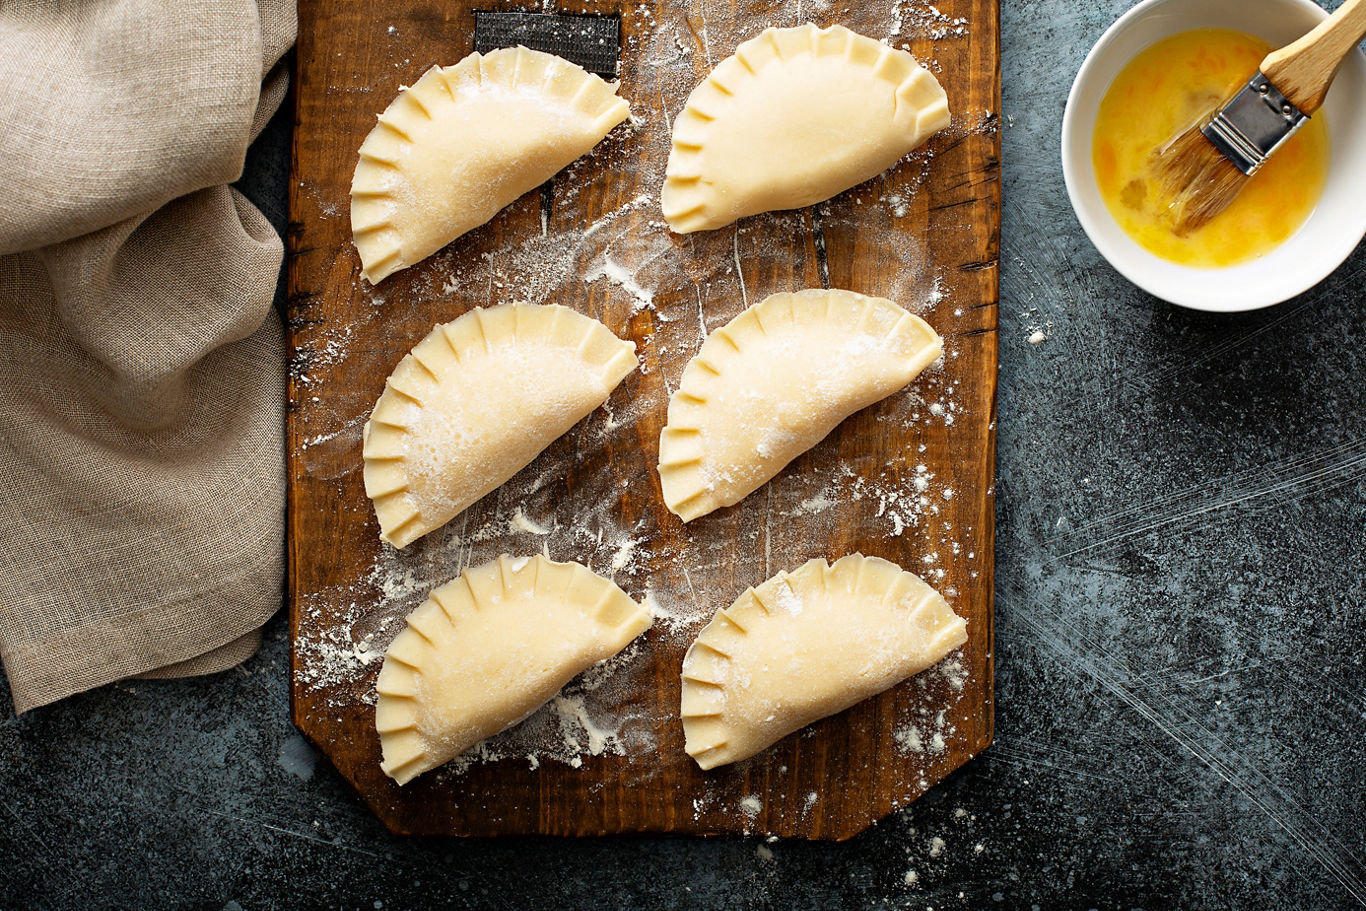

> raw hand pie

[
  {"left": 658, "top": 289, "right": 942, "bottom": 522},
  {"left": 662, "top": 24, "right": 951, "bottom": 233},
  {"left": 376, "top": 554, "right": 652, "bottom": 785},
  {"left": 351, "top": 47, "right": 631, "bottom": 283},
  {"left": 363, "top": 303, "right": 637, "bottom": 548},
  {"left": 680, "top": 554, "right": 967, "bottom": 770}
]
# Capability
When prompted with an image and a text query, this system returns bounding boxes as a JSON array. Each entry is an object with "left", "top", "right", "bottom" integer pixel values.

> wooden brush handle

[{"left": 1262, "top": 0, "right": 1366, "bottom": 114}]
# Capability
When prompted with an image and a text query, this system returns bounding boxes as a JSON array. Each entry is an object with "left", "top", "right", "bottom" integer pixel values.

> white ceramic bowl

[{"left": 1061, "top": 0, "right": 1366, "bottom": 311}]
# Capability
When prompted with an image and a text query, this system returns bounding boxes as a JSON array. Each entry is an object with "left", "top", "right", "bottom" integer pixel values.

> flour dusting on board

[
  {"left": 889, "top": 1, "right": 970, "bottom": 41},
  {"left": 292, "top": 0, "right": 984, "bottom": 802}
]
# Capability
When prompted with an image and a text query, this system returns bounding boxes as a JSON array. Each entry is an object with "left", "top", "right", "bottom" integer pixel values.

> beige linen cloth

[{"left": 0, "top": 1, "right": 296, "bottom": 713}]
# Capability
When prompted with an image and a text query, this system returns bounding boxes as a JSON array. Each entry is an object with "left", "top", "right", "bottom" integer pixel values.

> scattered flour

[
  {"left": 883, "top": 193, "right": 912, "bottom": 218},
  {"left": 588, "top": 253, "right": 656, "bottom": 313},
  {"left": 889, "top": 1, "right": 970, "bottom": 40},
  {"left": 923, "top": 275, "right": 946, "bottom": 310},
  {"left": 552, "top": 693, "right": 614, "bottom": 756},
  {"left": 893, "top": 653, "right": 966, "bottom": 758},
  {"left": 795, "top": 491, "right": 836, "bottom": 515},
  {"left": 277, "top": 735, "right": 318, "bottom": 782},
  {"left": 510, "top": 507, "right": 551, "bottom": 535},
  {"left": 611, "top": 535, "right": 641, "bottom": 573},
  {"left": 896, "top": 726, "right": 924, "bottom": 753},
  {"left": 293, "top": 593, "right": 395, "bottom": 696}
]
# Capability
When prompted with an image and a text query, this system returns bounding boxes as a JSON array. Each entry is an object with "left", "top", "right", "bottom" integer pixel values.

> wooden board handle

[{"left": 1262, "top": 0, "right": 1366, "bottom": 114}]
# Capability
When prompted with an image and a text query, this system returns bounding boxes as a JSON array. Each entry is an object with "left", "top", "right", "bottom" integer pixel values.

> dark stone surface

[{"left": 2, "top": 2, "right": 1363, "bottom": 908}]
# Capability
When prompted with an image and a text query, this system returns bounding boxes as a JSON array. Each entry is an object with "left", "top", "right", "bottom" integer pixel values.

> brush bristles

[{"left": 1155, "top": 126, "right": 1249, "bottom": 236}]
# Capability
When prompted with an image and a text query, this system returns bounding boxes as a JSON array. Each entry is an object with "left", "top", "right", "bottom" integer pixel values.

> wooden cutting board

[{"left": 287, "top": 0, "right": 999, "bottom": 840}]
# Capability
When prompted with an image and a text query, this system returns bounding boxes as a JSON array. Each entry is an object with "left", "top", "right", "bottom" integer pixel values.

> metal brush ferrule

[{"left": 1200, "top": 73, "right": 1307, "bottom": 175}]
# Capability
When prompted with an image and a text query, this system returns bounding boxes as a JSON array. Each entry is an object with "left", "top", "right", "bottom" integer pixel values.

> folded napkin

[{"left": 0, "top": 0, "right": 296, "bottom": 713}]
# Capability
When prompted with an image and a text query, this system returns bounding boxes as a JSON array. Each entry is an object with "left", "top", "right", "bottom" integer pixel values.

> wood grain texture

[
  {"left": 288, "top": 0, "right": 1000, "bottom": 840},
  {"left": 1261, "top": 0, "right": 1366, "bottom": 113}
]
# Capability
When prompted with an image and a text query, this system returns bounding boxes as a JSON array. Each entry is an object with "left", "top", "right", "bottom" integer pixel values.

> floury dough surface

[
  {"left": 374, "top": 555, "right": 652, "bottom": 785},
  {"left": 680, "top": 555, "right": 968, "bottom": 770},
  {"left": 2, "top": 1, "right": 1364, "bottom": 909},
  {"left": 657, "top": 290, "right": 944, "bottom": 522},
  {"left": 350, "top": 47, "right": 630, "bottom": 282},
  {"left": 361, "top": 304, "right": 637, "bottom": 548}
]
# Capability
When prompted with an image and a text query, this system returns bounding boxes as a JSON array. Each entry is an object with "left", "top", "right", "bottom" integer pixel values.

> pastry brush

[{"left": 1156, "top": 0, "right": 1366, "bottom": 235}]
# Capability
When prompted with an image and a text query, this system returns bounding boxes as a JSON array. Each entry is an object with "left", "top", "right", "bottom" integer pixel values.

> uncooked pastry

[
  {"left": 661, "top": 24, "right": 951, "bottom": 233},
  {"left": 680, "top": 554, "right": 967, "bottom": 770},
  {"left": 352, "top": 46, "right": 631, "bottom": 283},
  {"left": 657, "top": 289, "right": 942, "bottom": 522},
  {"left": 376, "top": 554, "right": 653, "bottom": 785},
  {"left": 363, "top": 303, "right": 637, "bottom": 548}
]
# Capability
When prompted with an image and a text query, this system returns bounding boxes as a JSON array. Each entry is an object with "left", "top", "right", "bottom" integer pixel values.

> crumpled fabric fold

[{"left": 0, "top": 0, "right": 296, "bottom": 713}]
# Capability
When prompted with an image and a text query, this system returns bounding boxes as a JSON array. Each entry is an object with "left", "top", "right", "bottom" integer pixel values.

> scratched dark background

[{"left": 2, "top": 1, "right": 1364, "bottom": 908}]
